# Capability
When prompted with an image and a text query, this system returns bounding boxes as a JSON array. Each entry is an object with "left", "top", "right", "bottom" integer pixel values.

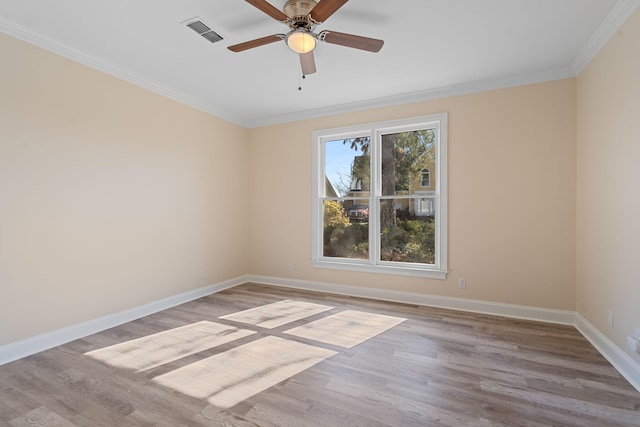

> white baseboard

[
  {"left": 575, "top": 314, "right": 640, "bottom": 392},
  {"left": 250, "top": 275, "right": 640, "bottom": 393},
  {"left": 3, "top": 274, "right": 638, "bottom": 394},
  {"left": 247, "top": 275, "right": 576, "bottom": 325},
  {"left": 0, "top": 275, "right": 248, "bottom": 366}
]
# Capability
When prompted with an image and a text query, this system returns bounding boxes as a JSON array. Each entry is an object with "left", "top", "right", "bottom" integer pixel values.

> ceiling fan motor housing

[{"left": 284, "top": 0, "right": 317, "bottom": 29}]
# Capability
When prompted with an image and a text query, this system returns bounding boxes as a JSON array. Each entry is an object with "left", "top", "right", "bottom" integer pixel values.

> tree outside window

[{"left": 312, "top": 114, "right": 448, "bottom": 278}]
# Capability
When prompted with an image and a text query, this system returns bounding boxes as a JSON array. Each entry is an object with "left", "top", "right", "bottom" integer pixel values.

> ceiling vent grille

[{"left": 186, "top": 18, "right": 223, "bottom": 44}]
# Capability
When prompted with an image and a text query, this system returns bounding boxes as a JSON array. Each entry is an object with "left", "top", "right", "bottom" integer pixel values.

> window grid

[{"left": 312, "top": 114, "right": 448, "bottom": 279}]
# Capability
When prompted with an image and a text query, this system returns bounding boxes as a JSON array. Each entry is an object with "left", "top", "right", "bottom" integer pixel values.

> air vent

[
  {"left": 200, "top": 31, "right": 223, "bottom": 43},
  {"left": 185, "top": 18, "right": 223, "bottom": 44}
]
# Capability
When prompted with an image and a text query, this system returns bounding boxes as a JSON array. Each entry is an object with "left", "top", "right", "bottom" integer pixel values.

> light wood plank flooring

[{"left": 1, "top": 283, "right": 639, "bottom": 426}]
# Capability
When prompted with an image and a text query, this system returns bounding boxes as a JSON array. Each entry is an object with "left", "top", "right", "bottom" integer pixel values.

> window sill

[{"left": 312, "top": 260, "right": 448, "bottom": 279}]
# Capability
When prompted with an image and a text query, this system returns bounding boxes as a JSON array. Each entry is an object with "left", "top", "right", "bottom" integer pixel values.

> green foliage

[
  {"left": 323, "top": 218, "right": 434, "bottom": 264},
  {"left": 343, "top": 136, "right": 371, "bottom": 154},
  {"left": 323, "top": 223, "right": 368, "bottom": 259},
  {"left": 344, "top": 131, "right": 435, "bottom": 194},
  {"left": 380, "top": 219, "right": 435, "bottom": 264},
  {"left": 350, "top": 154, "right": 370, "bottom": 191},
  {"left": 324, "top": 200, "right": 350, "bottom": 227},
  {"left": 392, "top": 130, "right": 435, "bottom": 192}
]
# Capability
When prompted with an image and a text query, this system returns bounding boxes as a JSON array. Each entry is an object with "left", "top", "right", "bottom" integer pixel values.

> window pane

[
  {"left": 420, "top": 169, "right": 430, "bottom": 187},
  {"left": 324, "top": 138, "right": 370, "bottom": 197},
  {"left": 415, "top": 197, "right": 435, "bottom": 217},
  {"left": 323, "top": 200, "right": 369, "bottom": 259},
  {"left": 381, "top": 130, "right": 436, "bottom": 196},
  {"left": 379, "top": 199, "right": 435, "bottom": 264},
  {"left": 313, "top": 113, "right": 447, "bottom": 277}
]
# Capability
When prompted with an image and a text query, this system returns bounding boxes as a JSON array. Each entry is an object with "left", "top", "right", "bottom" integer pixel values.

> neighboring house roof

[{"left": 325, "top": 175, "right": 339, "bottom": 198}]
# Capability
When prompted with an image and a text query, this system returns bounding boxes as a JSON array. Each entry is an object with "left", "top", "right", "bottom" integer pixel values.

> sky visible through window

[{"left": 325, "top": 139, "right": 362, "bottom": 197}]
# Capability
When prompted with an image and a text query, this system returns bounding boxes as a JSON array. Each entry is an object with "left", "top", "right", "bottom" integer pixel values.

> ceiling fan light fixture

[{"left": 286, "top": 30, "right": 316, "bottom": 54}]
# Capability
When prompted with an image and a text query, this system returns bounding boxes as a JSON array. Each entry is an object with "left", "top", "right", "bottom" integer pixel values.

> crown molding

[
  {"left": 0, "top": 17, "right": 245, "bottom": 127},
  {"left": 0, "top": 16, "right": 576, "bottom": 130},
  {"left": 4, "top": 1, "right": 634, "bottom": 131},
  {"left": 572, "top": 0, "right": 640, "bottom": 74},
  {"left": 245, "top": 66, "right": 576, "bottom": 128}
]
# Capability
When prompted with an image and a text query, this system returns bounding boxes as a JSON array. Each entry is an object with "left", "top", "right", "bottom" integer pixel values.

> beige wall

[
  {"left": 1, "top": 9, "right": 637, "bottom": 370},
  {"left": 0, "top": 34, "right": 250, "bottom": 345},
  {"left": 577, "top": 9, "right": 640, "bottom": 362},
  {"left": 249, "top": 79, "right": 577, "bottom": 311}
]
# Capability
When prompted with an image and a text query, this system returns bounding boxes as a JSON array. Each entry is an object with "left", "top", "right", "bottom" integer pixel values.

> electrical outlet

[
  {"left": 458, "top": 278, "right": 466, "bottom": 289},
  {"left": 287, "top": 263, "right": 293, "bottom": 272},
  {"left": 607, "top": 311, "right": 614, "bottom": 327},
  {"left": 635, "top": 328, "right": 640, "bottom": 340},
  {"left": 626, "top": 336, "right": 640, "bottom": 353}
]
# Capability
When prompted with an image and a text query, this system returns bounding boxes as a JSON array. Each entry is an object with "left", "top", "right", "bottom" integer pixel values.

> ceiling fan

[{"left": 228, "top": 0, "right": 384, "bottom": 75}]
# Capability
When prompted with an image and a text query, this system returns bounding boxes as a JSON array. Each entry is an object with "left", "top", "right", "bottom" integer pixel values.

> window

[
  {"left": 312, "top": 114, "right": 448, "bottom": 278},
  {"left": 420, "top": 168, "right": 430, "bottom": 187},
  {"left": 415, "top": 196, "right": 435, "bottom": 217}
]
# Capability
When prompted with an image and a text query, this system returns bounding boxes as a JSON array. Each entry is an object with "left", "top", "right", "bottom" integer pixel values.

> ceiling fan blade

[
  {"left": 300, "top": 51, "right": 317, "bottom": 75},
  {"left": 310, "top": 0, "right": 349, "bottom": 23},
  {"left": 245, "top": 0, "right": 289, "bottom": 23},
  {"left": 320, "top": 30, "right": 384, "bottom": 52},
  {"left": 227, "top": 34, "right": 284, "bottom": 52}
]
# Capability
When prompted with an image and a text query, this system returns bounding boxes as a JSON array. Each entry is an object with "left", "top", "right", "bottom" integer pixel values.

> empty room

[{"left": 1, "top": 0, "right": 639, "bottom": 425}]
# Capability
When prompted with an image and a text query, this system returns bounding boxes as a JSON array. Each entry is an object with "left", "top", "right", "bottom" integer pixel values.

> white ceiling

[{"left": 0, "top": 0, "right": 636, "bottom": 127}]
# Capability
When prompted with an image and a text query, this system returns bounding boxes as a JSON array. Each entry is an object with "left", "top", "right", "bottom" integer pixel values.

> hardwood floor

[{"left": 1, "top": 283, "right": 639, "bottom": 426}]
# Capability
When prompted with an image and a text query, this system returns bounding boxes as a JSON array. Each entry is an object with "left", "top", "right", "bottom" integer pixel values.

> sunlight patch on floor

[
  {"left": 85, "top": 321, "right": 255, "bottom": 372},
  {"left": 218, "top": 299, "right": 333, "bottom": 329},
  {"left": 84, "top": 301, "right": 407, "bottom": 409},
  {"left": 284, "top": 310, "right": 406, "bottom": 348},
  {"left": 152, "top": 336, "right": 336, "bottom": 408}
]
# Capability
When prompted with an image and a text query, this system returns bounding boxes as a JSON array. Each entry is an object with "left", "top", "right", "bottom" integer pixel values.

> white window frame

[{"left": 311, "top": 114, "right": 448, "bottom": 279}]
